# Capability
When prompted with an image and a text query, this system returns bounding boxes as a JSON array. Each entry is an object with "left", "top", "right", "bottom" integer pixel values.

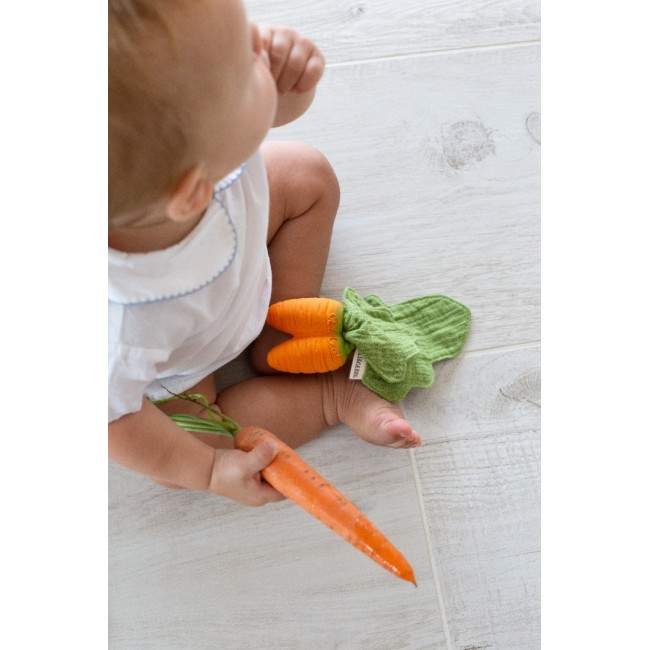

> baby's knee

[
  {"left": 307, "top": 146, "right": 340, "bottom": 198},
  {"left": 293, "top": 143, "right": 340, "bottom": 209}
]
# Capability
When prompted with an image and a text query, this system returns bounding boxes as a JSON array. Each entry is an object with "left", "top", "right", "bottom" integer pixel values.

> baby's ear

[{"left": 166, "top": 164, "right": 213, "bottom": 222}]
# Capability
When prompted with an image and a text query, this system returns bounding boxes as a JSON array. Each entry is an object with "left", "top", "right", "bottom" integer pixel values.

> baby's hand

[
  {"left": 208, "top": 442, "right": 286, "bottom": 506},
  {"left": 259, "top": 25, "right": 325, "bottom": 95}
]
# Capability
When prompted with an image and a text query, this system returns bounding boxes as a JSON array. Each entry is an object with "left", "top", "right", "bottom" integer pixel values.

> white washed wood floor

[{"left": 108, "top": 1, "right": 540, "bottom": 648}]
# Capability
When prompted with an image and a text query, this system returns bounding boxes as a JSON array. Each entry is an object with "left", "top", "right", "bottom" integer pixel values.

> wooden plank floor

[{"left": 109, "top": 1, "right": 540, "bottom": 647}]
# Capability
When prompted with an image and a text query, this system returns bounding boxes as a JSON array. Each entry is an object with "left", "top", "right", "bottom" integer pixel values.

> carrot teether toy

[
  {"left": 266, "top": 287, "right": 471, "bottom": 402},
  {"left": 266, "top": 297, "right": 354, "bottom": 373}
]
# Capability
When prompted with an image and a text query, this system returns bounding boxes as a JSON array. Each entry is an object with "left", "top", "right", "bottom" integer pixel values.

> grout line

[
  {"left": 408, "top": 447, "right": 453, "bottom": 650},
  {"left": 463, "top": 340, "right": 541, "bottom": 357},
  {"left": 327, "top": 39, "right": 541, "bottom": 69}
]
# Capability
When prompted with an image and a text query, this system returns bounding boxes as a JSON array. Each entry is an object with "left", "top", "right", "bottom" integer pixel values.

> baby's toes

[
  {"left": 332, "top": 369, "right": 421, "bottom": 448},
  {"left": 377, "top": 415, "right": 421, "bottom": 449}
]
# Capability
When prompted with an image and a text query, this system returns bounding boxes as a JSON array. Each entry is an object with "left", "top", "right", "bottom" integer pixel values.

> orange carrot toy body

[
  {"left": 266, "top": 297, "right": 354, "bottom": 373},
  {"left": 235, "top": 426, "right": 416, "bottom": 585},
  {"left": 266, "top": 296, "right": 344, "bottom": 337}
]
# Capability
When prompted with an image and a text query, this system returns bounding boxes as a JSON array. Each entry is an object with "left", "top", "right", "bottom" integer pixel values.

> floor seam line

[
  {"left": 328, "top": 39, "right": 541, "bottom": 68},
  {"left": 464, "top": 341, "right": 541, "bottom": 357},
  {"left": 409, "top": 447, "right": 453, "bottom": 650}
]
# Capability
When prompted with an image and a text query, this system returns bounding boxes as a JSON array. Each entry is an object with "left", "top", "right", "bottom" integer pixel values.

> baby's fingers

[
  {"left": 210, "top": 446, "right": 285, "bottom": 506},
  {"left": 278, "top": 43, "right": 325, "bottom": 93},
  {"left": 252, "top": 479, "right": 286, "bottom": 505},
  {"left": 277, "top": 40, "right": 323, "bottom": 94},
  {"left": 241, "top": 441, "right": 285, "bottom": 505},
  {"left": 262, "top": 26, "right": 324, "bottom": 94},
  {"left": 243, "top": 440, "right": 278, "bottom": 475}
]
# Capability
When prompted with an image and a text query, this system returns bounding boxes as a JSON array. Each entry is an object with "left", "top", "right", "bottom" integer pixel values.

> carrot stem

[{"left": 154, "top": 388, "right": 239, "bottom": 435}]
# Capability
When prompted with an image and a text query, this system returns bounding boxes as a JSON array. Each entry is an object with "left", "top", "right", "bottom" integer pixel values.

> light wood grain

[
  {"left": 405, "top": 346, "right": 541, "bottom": 444},
  {"left": 270, "top": 44, "right": 540, "bottom": 353},
  {"left": 245, "top": 0, "right": 540, "bottom": 64},
  {"left": 109, "top": 427, "right": 446, "bottom": 649},
  {"left": 405, "top": 346, "right": 540, "bottom": 648},
  {"left": 414, "top": 427, "right": 540, "bottom": 649}
]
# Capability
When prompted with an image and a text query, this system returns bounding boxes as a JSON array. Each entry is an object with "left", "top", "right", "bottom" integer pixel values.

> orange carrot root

[
  {"left": 234, "top": 426, "right": 417, "bottom": 585},
  {"left": 266, "top": 297, "right": 344, "bottom": 337},
  {"left": 265, "top": 297, "right": 354, "bottom": 374},
  {"left": 266, "top": 335, "right": 348, "bottom": 373}
]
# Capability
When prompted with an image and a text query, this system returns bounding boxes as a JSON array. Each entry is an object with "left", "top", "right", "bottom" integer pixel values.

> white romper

[{"left": 108, "top": 151, "right": 271, "bottom": 422}]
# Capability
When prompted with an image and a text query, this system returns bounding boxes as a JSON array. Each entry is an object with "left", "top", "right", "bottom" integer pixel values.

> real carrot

[
  {"left": 157, "top": 392, "right": 417, "bottom": 585},
  {"left": 237, "top": 426, "right": 416, "bottom": 585},
  {"left": 265, "top": 297, "right": 354, "bottom": 373}
]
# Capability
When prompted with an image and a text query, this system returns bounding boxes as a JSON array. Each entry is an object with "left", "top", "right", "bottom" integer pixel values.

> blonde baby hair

[{"left": 109, "top": 0, "right": 199, "bottom": 224}]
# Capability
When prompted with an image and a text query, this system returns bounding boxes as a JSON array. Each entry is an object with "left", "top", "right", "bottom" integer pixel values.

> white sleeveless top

[{"left": 108, "top": 151, "right": 271, "bottom": 422}]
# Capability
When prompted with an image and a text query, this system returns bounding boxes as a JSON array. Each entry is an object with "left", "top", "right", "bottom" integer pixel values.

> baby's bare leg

[
  {"left": 250, "top": 140, "right": 340, "bottom": 373},
  {"left": 152, "top": 368, "right": 418, "bottom": 492},
  {"left": 218, "top": 366, "right": 420, "bottom": 450},
  {"left": 153, "top": 364, "right": 419, "bottom": 479}
]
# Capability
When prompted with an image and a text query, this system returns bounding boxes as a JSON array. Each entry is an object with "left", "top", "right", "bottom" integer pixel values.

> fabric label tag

[{"left": 349, "top": 349, "right": 366, "bottom": 380}]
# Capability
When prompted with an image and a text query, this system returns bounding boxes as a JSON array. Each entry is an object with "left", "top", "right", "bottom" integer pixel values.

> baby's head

[{"left": 109, "top": 0, "right": 277, "bottom": 228}]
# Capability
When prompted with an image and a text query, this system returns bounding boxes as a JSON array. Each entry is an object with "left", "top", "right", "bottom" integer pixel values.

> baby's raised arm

[
  {"left": 256, "top": 24, "right": 325, "bottom": 127},
  {"left": 108, "top": 400, "right": 284, "bottom": 506}
]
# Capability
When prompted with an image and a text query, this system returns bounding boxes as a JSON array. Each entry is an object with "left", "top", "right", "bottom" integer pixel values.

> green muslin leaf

[{"left": 342, "top": 288, "right": 471, "bottom": 402}]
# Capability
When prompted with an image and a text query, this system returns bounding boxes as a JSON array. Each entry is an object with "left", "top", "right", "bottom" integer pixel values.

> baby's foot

[{"left": 325, "top": 368, "right": 421, "bottom": 449}]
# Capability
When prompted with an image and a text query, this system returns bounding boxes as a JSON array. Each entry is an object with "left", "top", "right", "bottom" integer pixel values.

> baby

[{"left": 108, "top": 0, "right": 421, "bottom": 506}]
